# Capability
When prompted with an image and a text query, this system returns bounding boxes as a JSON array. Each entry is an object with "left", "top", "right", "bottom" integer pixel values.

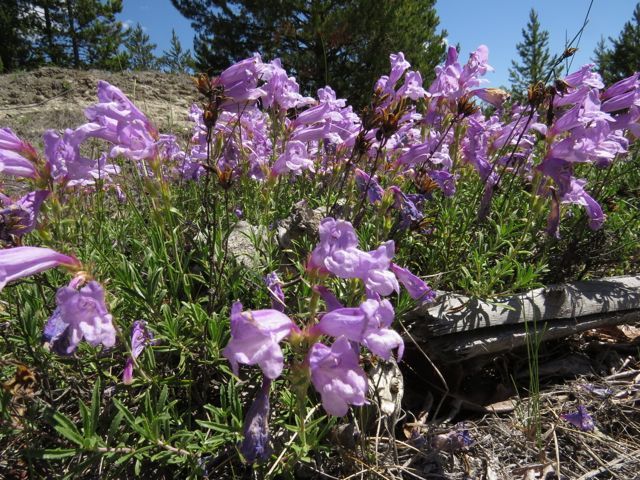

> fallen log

[{"left": 403, "top": 275, "right": 640, "bottom": 361}]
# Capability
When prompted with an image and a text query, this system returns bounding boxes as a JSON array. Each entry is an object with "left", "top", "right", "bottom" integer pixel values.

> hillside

[{"left": 0, "top": 67, "right": 199, "bottom": 144}]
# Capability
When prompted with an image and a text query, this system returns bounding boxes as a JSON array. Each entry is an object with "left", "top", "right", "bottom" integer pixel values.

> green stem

[{"left": 296, "top": 384, "right": 308, "bottom": 449}]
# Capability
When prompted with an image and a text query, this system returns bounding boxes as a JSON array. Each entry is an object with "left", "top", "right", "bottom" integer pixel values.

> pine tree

[
  {"left": 36, "top": 0, "right": 69, "bottom": 65},
  {"left": 159, "top": 30, "right": 194, "bottom": 73},
  {"left": 601, "top": 3, "right": 640, "bottom": 84},
  {"left": 125, "top": 23, "right": 157, "bottom": 71},
  {"left": 509, "top": 9, "right": 556, "bottom": 98},
  {"left": 65, "top": 0, "right": 128, "bottom": 70},
  {"left": 170, "top": 0, "right": 446, "bottom": 107},
  {"left": 592, "top": 36, "right": 613, "bottom": 84},
  {"left": 0, "top": 1, "right": 45, "bottom": 72},
  {"left": 0, "top": 0, "right": 128, "bottom": 72}
]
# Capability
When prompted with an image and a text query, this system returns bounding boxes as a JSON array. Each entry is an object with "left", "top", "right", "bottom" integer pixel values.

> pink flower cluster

[
  {"left": 223, "top": 217, "right": 433, "bottom": 430},
  {"left": 0, "top": 247, "right": 116, "bottom": 356}
]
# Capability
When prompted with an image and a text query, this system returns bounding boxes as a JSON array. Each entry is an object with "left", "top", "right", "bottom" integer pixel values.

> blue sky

[
  {"left": 436, "top": 0, "right": 638, "bottom": 87},
  {"left": 119, "top": 0, "right": 638, "bottom": 87}
]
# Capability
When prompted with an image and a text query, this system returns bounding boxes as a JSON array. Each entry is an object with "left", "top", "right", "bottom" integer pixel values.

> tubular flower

[
  {"left": 0, "top": 128, "right": 38, "bottom": 178},
  {"left": 561, "top": 405, "right": 594, "bottom": 432},
  {"left": 601, "top": 73, "right": 639, "bottom": 112},
  {"left": 0, "top": 190, "right": 49, "bottom": 238},
  {"left": 240, "top": 377, "right": 273, "bottom": 463},
  {"left": 471, "top": 88, "right": 510, "bottom": 107},
  {"left": 0, "top": 247, "right": 80, "bottom": 291},
  {"left": 264, "top": 272, "right": 286, "bottom": 312},
  {"left": 390, "top": 263, "right": 435, "bottom": 304},
  {"left": 308, "top": 336, "right": 368, "bottom": 416},
  {"left": 316, "top": 297, "right": 404, "bottom": 361},
  {"left": 44, "top": 127, "right": 119, "bottom": 186},
  {"left": 308, "top": 217, "right": 359, "bottom": 272},
  {"left": 260, "top": 58, "right": 315, "bottom": 111},
  {"left": 313, "top": 285, "right": 344, "bottom": 312},
  {"left": 222, "top": 301, "right": 297, "bottom": 379},
  {"left": 354, "top": 168, "right": 384, "bottom": 204},
  {"left": 318, "top": 241, "right": 399, "bottom": 296},
  {"left": 271, "top": 140, "right": 314, "bottom": 176},
  {"left": 214, "top": 54, "right": 267, "bottom": 112},
  {"left": 309, "top": 218, "right": 400, "bottom": 296},
  {"left": 0, "top": 128, "right": 38, "bottom": 159},
  {"left": 85, "top": 80, "right": 156, "bottom": 133},
  {"left": 42, "top": 280, "right": 116, "bottom": 355},
  {"left": 388, "top": 186, "right": 425, "bottom": 230},
  {"left": 122, "top": 320, "right": 154, "bottom": 384}
]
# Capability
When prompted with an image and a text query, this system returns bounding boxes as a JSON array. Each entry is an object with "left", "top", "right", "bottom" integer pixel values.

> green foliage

[
  {"left": 0, "top": 0, "right": 128, "bottom": 72},
  {"left": 0, "top": 138, "right": 638, "bottom": 476},
  {"left": 125, "top": 23, "right": 158, "bottom": 71},
  {"left": 593, "top": 2, "right": 640, "bottom": 84},
  {"left": 170, "top": 0, "right": 446, "bottom": 106},
  {"left": 1, "top": 57, "right": 639, "bottom": 476},
  {"left": 0, "top": 1, "right": 46, "bottom": 71},
  {"left": 592, "top": 36, "right": 612, "bottom": 81},
  {"left": 508, "top": 9, "right": 557, "bottom": 99},
  {"left": 159, "top": 29, "right": 195, "bottom": 74},
  {"left": 68, "top": 0, "right": 128, "bottom": 70}
]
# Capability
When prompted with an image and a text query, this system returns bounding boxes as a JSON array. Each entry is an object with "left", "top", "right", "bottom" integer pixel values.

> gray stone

[{"left": 227, "top": 221, "right": 266, "bottom": 270}]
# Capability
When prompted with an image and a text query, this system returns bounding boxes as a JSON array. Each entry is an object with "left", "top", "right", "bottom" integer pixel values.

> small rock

[
  {"left": 227, "top": 221, "right": 266, "bottom": 270},
  {"left": 276, "top": 200, "right": 325, "bottom": 249},
  {"left": 368, "top": 357, "right": 404, "bottom": 418}
]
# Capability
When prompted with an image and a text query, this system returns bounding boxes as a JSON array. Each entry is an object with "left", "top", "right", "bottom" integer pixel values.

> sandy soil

[{"left": 0, "top": 67, "right": 199, "bottom": 145}]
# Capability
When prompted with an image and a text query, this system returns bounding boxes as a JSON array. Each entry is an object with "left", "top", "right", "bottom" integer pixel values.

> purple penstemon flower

[
  {"left": 320, "top": 241, "right": 400, "bottom": 296},
  {"left": 0, "top": 128, "right": 39, "bottom": 179},
  {"left": 122, "top": 320, "right": 154, "bottom": 384},
  {"left": 538, "top": 157, "right": 605, "bottom": 231},
  {"left": 388, "top": 52, "right": 411, "bottom": 89},
  {"left": 0, "top": 190, "right": 49, "bottom": 238},
  {"left": 264, "top": 272, "right": 285, "bottom": 312},
  {"left": 471, "top": 88, "right": 510, "bottom": 107},
  {"left": 561, "top": 405, "right": 594, "bottom": 432},
  {"left": 222, "top": 301, "right": 297, "bottom": 379},
  {"left": 313, "top": 285, "right": 344, "bottom": 312},
  {"left": 308, "top": 217, "right": 400, "bottom": 296},
  {"left": 396, "top": 70, "right": 428, "bottom": 101},
  {"left": 291, "top": 102, "right": 331, "bottom": 128},
  {"left": 390, "top": 263, "right": 435, "bottom": 304},
  {"left": 85, "top": 80, "right": 157, "bottom": 135},
  {"left": 240, "top": 377, "right": 272, "bottom": 463},
  {"left": 0, "top": 128, "right": 38, "bottom": 159},
  {"left": 260, "top": 58, "right": 315, "bottom": 111},
  {"left": 0, "top": 246, "right": 80, "bottom": 291},
  {"left": 109, "top": 120, "right": 159, "bottom": 162},
  {"left": 315, "top": 297, "right": 404, "bottom": 361},
  {"left": 0, "top": 151, "right": 38, "bottom": 178},
  {"left": 307, "top": 217, "right": 359, "bottom": 273},
  {"left": 388, "top": 186, "right": 425, "bottom": 230},
  {"left": 44, "top": 127, "right": 119, "bottom": 186},
  {"left": 308, "top": 336, "right": 368, "bottom": 416},
  {"left": 42, "top": 280, "right": 116, "bottom": 355},
  {"left": 271, "top": 140, "right": 314, "bottom": 176},
  {"left": 428, "top": 169, "right": 457, "bottom": 197},
  {"left": 428, "top": 45, "right": 492, "bottom": 104},
  {"left": 361, "top": 243, "right": 400, "bottom": 296},
  {"left": 214, "top": 54, "right": 267, "bottom": 112},
  {"left": 354, "top": 168, "right": 384, "bottom": 204},
  {"left": 562, "top": 178, "right": 605, "bottom": 230}
]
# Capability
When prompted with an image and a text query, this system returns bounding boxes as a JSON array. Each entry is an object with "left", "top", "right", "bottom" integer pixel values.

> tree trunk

[
  {"left": 43, "top": 1, "right": 57, "bottom": 64},
  {"left": 404, "top": 275, "right": 640, "bottom": 362},
  {"left": 65, "top": 0, "right": 79, "bottom": 68}
]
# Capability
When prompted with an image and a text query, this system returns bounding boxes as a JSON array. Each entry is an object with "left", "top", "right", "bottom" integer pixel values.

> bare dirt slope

[{"left": 0, "top": 67, "right": 199, "bottom": 145}]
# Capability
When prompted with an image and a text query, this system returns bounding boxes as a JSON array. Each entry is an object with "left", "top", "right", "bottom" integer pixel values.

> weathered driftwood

[{"left": 404, "top": 275, "right": 640, "bottom": 361}]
